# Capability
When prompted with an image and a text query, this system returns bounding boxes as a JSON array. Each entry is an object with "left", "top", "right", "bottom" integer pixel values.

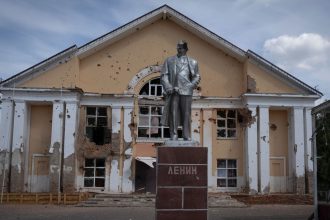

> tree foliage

[{"left": 316, "top": 112, "right": 330, "bottom": 191}]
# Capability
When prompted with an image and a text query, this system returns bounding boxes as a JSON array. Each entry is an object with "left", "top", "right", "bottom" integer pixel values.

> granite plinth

[{"left": 156, "top": 146, "right": 208, "bottom": 220}]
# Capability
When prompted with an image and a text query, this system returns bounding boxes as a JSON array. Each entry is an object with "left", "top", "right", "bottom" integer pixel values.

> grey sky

[{"left": 0, "top": 0, "right": 329, "bottom": 100}]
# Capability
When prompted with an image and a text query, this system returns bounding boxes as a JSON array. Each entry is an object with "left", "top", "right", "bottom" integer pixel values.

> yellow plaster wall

[
  {"left": 79, "top": 19, "right": 244, "bottom": 97},
  {"left": 28, "top": 105, "right": 52, "bottom": 175},
  {"left": 211, "top": 110, "right": 244, "bottom": 177},
  {"left": 269, "top": 109, "right": 289, "bottom": 176},
  {"left": 246, "top": 61, "right": 300, "bottom": 94},
  {"left": 19, "top": 57, "right": 79, "bottom": 88}
]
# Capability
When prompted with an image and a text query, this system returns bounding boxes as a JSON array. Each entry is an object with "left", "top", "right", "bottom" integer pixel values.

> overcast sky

[{"left": 0, "top": 0, "right": 329, "bottom": 101}]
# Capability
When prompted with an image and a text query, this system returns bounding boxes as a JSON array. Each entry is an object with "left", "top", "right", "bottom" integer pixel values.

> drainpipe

[
  {"left": 59, "top": 102, "right": 66, "bottom": 193},
  {"left": 7, "top": 100, "right": 15, "bottom": 193},
  {"left": 311, "top": 113, "right": 318, "bottom": 220}
]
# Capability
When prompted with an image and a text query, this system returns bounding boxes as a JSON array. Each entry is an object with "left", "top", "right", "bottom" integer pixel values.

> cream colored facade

[{"left": 0, "top": 5, "right": 321, "bottom": 194}]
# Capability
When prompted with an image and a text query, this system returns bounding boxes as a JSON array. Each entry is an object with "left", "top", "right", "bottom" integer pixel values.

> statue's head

[{"left": 177, "top": 40, "right": 188, "bottom": 56}]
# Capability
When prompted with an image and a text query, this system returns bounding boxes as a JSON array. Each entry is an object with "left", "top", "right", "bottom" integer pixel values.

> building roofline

[
  {"left": 247, "top": 50, "right": 323, "bottom": 96},
  {"left": 77, "top": 4, "right": 246, "bottom": 61},
  {"left": 0, "top": 45, "right": 78, "bottom": 87}
]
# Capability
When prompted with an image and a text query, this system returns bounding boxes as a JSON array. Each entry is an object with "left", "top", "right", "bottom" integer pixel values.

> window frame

[
  {"left": 83, "top": 158, "right": 106, "bottom": 188},
  {"left": 85, "top": 106, "right": 111, "bottom": 145},
  {"left": 216, "top": 159, "right": 238, "bottom": 188},
  {"left": 137, "top": 77, "right": 183, "bottom": 141},
  {"left": 216, "top": 109, "right": 238, "bottom": 139}
]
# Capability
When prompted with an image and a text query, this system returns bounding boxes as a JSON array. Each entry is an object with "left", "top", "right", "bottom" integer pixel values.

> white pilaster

[
  {"left": 12, "top": 102, "right": 28, "bottom": 152},
  {"left": 259, "top": 106, "right": 270, "bottom": 193},
  {"left": 245, "top": 107, "right": 258, "bottom": 193},
  {"left": 123, "top": 107, "right": 132, "bottom": 143},
  {"left": 191, "top": 109, "right": 201, "bottom": 143},
  {"left": 304, "top": 108, "right": 313, "bottom": 172},
  {"left": 110, "top": 107, "right": 121, "bottom": 193},
  {"left": 292, "top": 107, "right": 305, "bottom": 177},
  {"left": 202, "top": 109, "right": 213, "bottom": 188},
  {"left": 63, "top": 102, "right": 78, "bottom": 158},
  {"left": 112, "top": 107, "right": 121, "bottom": 134},
  {"left": 50, "top": 102, "right": 64, "bottom": 152},
  {"left": 0, "top": 100, "right": 14, "bottom": 151}
]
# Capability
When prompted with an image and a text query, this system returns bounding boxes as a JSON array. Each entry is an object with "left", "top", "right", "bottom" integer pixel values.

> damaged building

[{"left": 0, "top": 5, "right": 322, "bottom": 195}]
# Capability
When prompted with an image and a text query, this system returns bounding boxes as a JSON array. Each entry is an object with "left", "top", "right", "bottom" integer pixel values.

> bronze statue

[{"left": 161, "top": 40, "right": 201, "bottom": 141}]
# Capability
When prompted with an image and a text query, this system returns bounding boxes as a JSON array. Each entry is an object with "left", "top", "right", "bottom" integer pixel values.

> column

[
  {"left": 62, "top": 101, "right": 78, "bottom": 192},
  {"left": 245, "top": 106, "right": 258, "bottom": 194},
  {"left": 49, "top": 101, "right": 64, "bottom": 192},
  {"left": 63, "top": 102, "right": 78, "bottom": 158},
  {"left": 0, "top": 100, "right": 14, "bottom": 151},
  {"left": 109, "top": 107, "right": 121, "bottom": 192},
  {"left": 50, "top": 101, "right": 64, "bottom": 153},
  {"left": 122, "top": 107, "right": 133, "bottom": 193},
  {"left": 304, "top": 108, "right": 313, "bottom": 172},
  {"left": 191, "top": 109, "right": 201, "bottom": 143},
  {"left": 202, "top": 109, "right": 213, "bottom": 188},
  {"left": 259, "top": 106, "right": 270, "bottom": 194},
  {"left": 11, "top": 101, "right": 28, "bottom": 192},
  {"left": 292, "top": 107, "right": 305, "bottom": 193},
  {"left": 0, "top": 100, "right": 13, "bottom": 192}
]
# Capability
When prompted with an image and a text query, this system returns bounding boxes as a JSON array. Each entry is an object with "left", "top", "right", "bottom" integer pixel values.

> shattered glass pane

[
  {"left": 84, "top": 168, "right": 94, "bottom": 177},
  {"left": 98, "top": 107, "right": 107, "bottom": 116},
  {"left": 96, "top": 159, "right": 105, "bottom": 167},
  {"left": 217, "top": 119, "right": 225, "bottom": 127},
  {"left": 85, "top": 159, "right": 94, "bottom": 167},
  {"left": 217, "top": 110, "right": 226, "bottom": 118},
  {"left": 96, "top": 168, "right": 105, "bottom": 177},
  {"left": 157, "top": 86, "right": 163, "bottom": 96},
  {"left": 228, "top": 160, "right": 237, "bottom": 168},
  {"left": 139, "top": 106, "right": 149, "bottom": 115},
  {"left": 227, "top": 119, "right": 236, "bottom": 128},
  {"left": 163, "top": 127, "right": 170, "bottom": 138},
  {"left": 87, "top": 107, "right": 96, "bottom": 116},
  {"left": 95, "top": 178, "right": 105, "bottom": 187},
  {"left": 217, "top": 159, "right": 226, "bottom": 168},
  {"left": 87, "top": 117, "right": 96, "bottom": 126},
  {"left": 138, "top": 128, "right": 149, "bottom": 138},
  {"left": 228, "top": 179, "right": 237, "bottom": 187},
  {"left": 139, "top": 83, "right": 149, "bottom": 95},
  {"left": 217, "top": 179, "right": 226, "bottom": 187},
  {"left": 97, "top": 117, "right": 107, "bottom": 126},
  {"left": 150, "top": 86, "right": 155, "bottom": 96},
  {"left": 228, "top": 110, "right": 236, "bottom": 118},
  {"left": 228, "top": 169, "right": 237, "bottom": 177},
  {"left": 84, "top": 178, "right": 94, "bottom": 187},
  {"left": 227, "top": 130, "right": 236, "bottom": 137},
  {"left": 217, "top": 129, "right": 226, "bottom": 138}
]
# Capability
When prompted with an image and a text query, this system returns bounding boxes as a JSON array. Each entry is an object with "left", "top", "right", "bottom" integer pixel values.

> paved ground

[{"left": 0, "top": 204, "right": 314, "bottom": 220}]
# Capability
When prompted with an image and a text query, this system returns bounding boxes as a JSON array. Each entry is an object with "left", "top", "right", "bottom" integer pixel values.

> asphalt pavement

[{"left": 0, "top": 204, "right": 314, "bottom": 220}]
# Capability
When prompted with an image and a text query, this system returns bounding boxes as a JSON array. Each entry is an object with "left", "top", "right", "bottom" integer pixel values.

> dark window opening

[
  {"left": 86, "top": 107, "right": 111, "bottom": 145},
  {"left": 84, "top": 158, "right": 105, "bottom": 188}
]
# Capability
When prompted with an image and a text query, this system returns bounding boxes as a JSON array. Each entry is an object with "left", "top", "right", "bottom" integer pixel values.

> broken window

[
  {"left": 216, "top": 109, "right": 237, "bottom": 139},
  {"left": 138, "top": 77, "right": 183, "bottom": 139},
  {"left": 84, "top": 158, "right": 105, "bottom": 188},
  {"left": 86, "top": 107, "right": 111, "bottom": 145},
  {"left": 217, "top": 159, "right": 237, "bottom": 188}
]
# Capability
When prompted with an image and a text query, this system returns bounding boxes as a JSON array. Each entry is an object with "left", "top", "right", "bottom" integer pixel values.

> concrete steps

[{"left": 77, "top": 193, "right": 246, "bottom": 207}]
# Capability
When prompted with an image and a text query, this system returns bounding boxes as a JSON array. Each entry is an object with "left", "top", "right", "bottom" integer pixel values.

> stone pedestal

[{"left": 156, "top": 146, "right": 208, "bottom": 220}]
